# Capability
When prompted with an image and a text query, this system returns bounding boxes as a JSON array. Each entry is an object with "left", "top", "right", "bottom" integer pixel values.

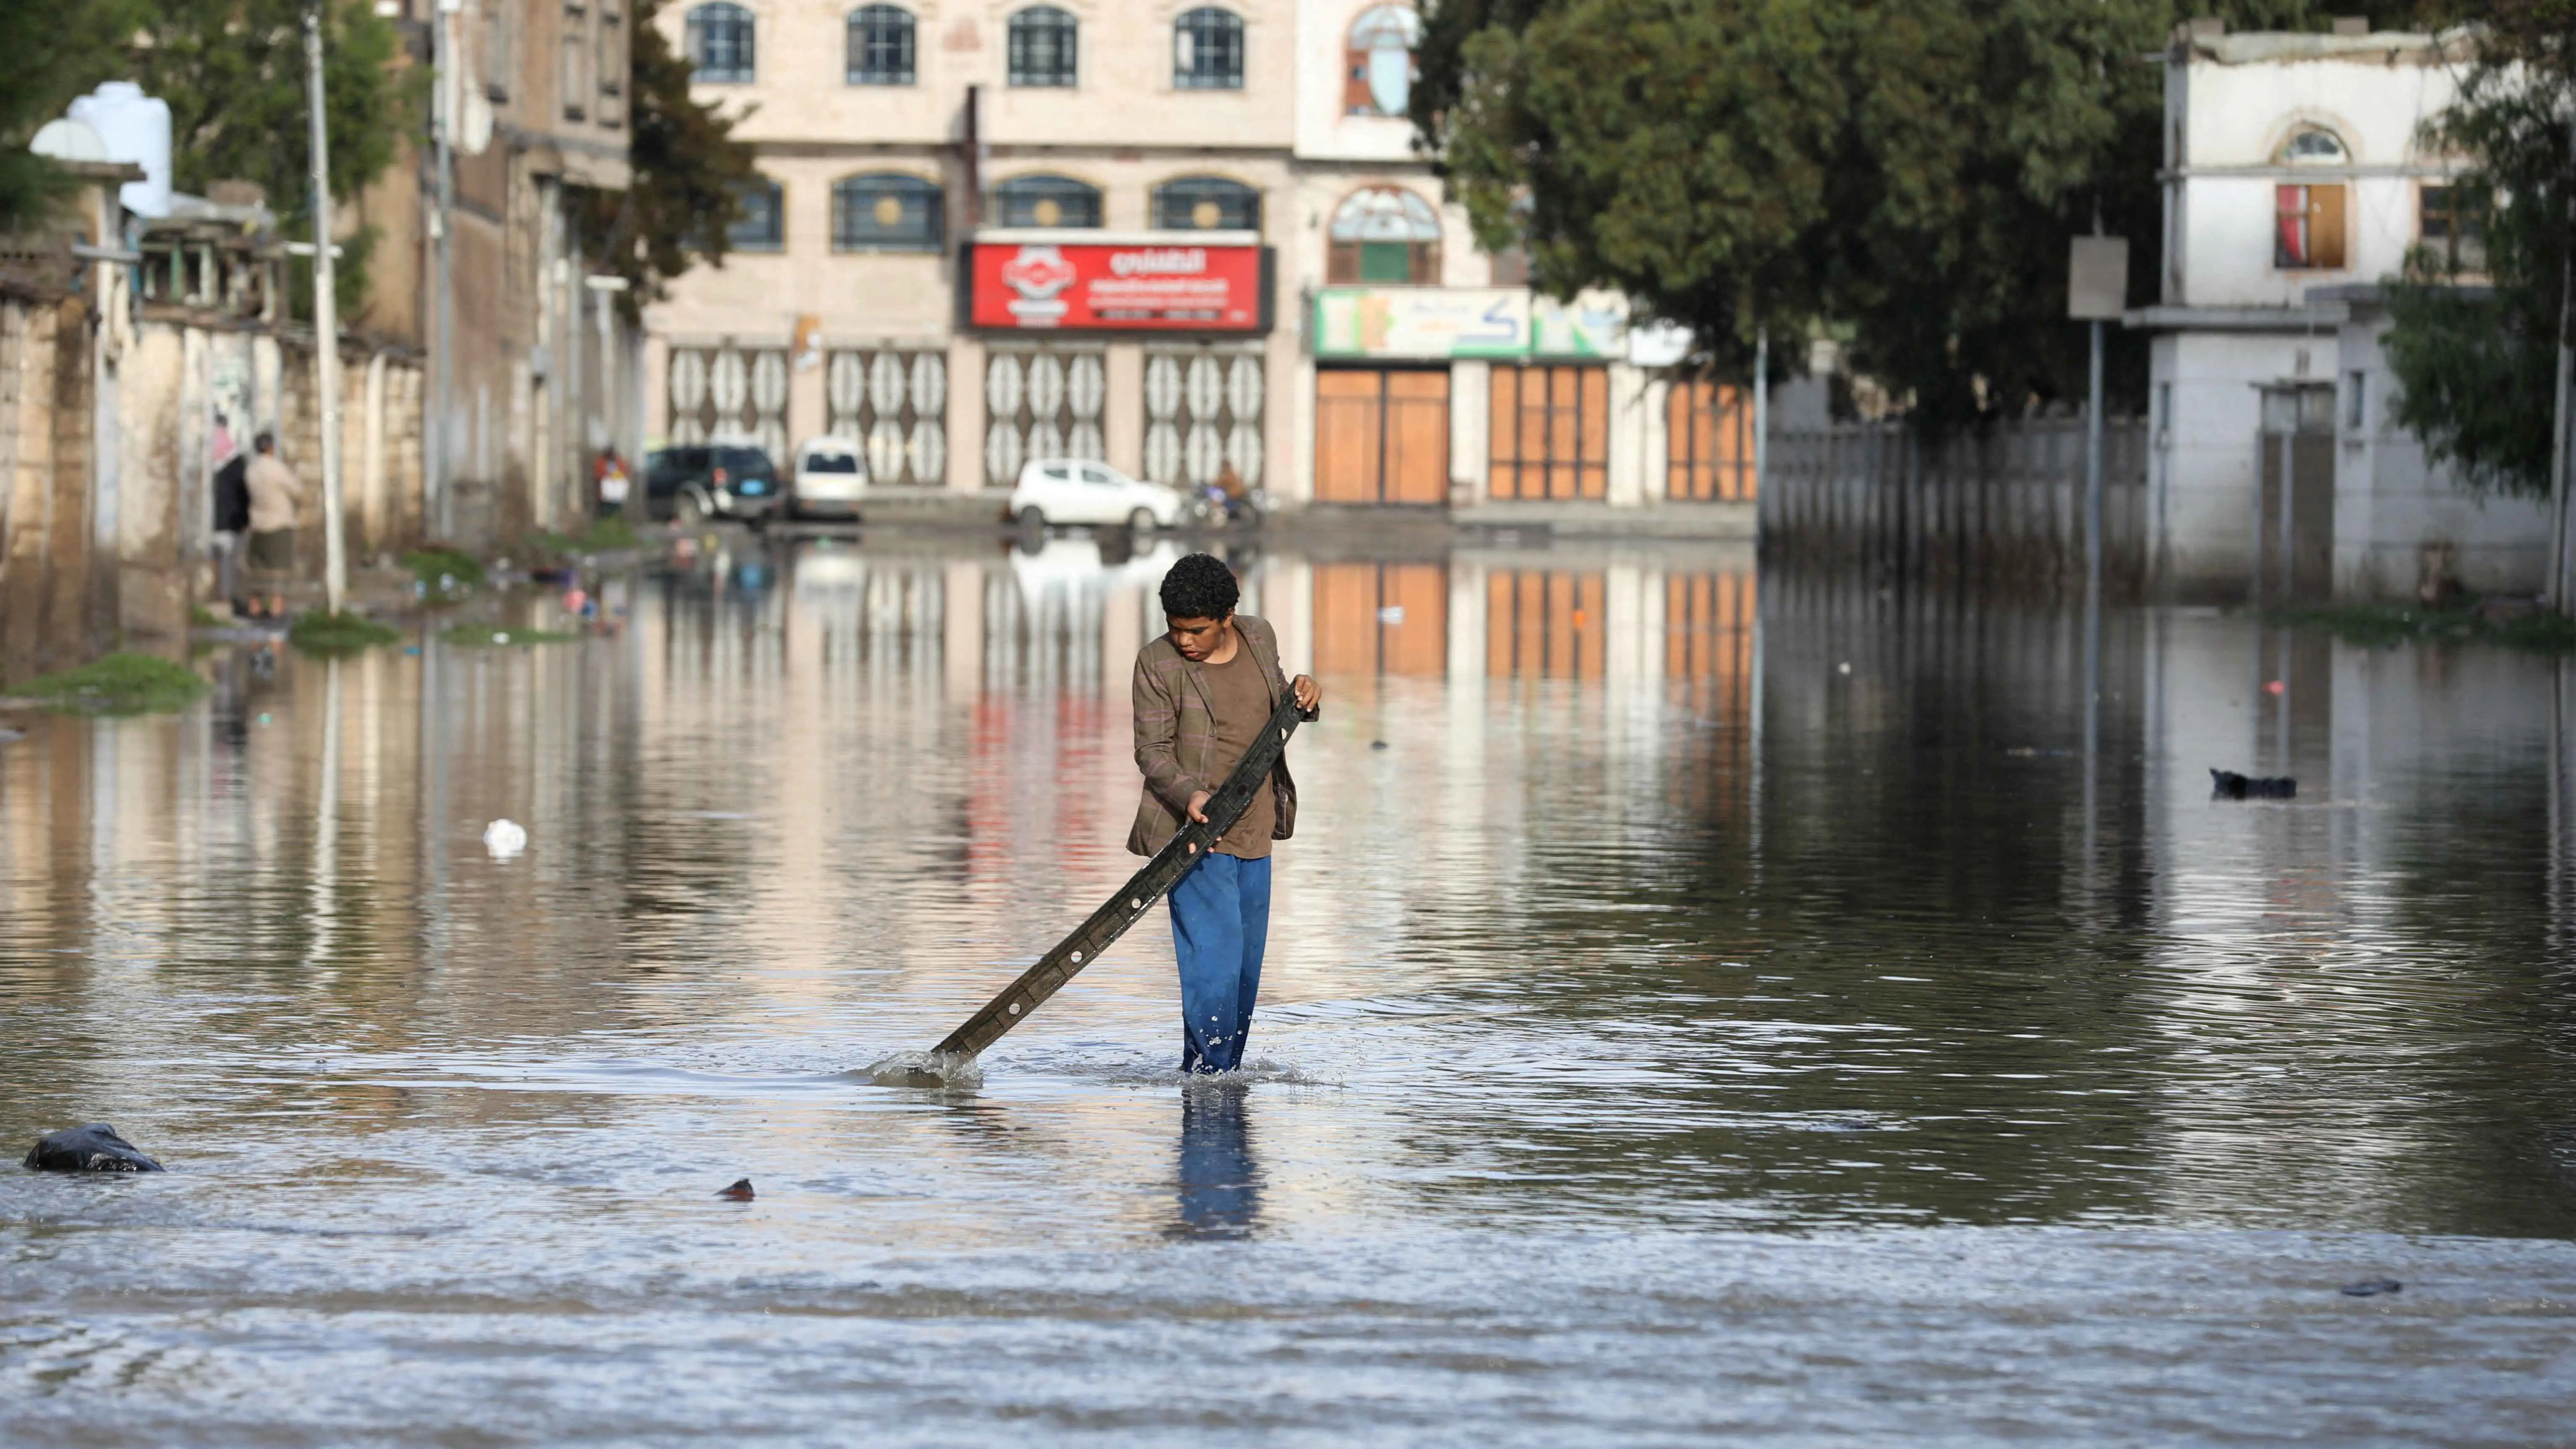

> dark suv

[{"left": 644, "top": 443, "right": 783, "bottom": 525}]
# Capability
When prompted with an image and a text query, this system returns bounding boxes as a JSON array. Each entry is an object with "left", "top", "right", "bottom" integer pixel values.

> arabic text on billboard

[
  {"left": 971, "top": 243, "right": 1263, "bottom": 332},
  {"left": 1313, "top": 289, "right": 1630, "bottom": 359}
]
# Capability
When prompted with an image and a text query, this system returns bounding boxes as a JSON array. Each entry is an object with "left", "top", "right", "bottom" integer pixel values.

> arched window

[
  {"left": 2280, "top": 126, "right": 2349, "bottom": 164},
  {"left": 1346, "top": 5, "right": 1421, "bottom": 117},
  {"left": 993, "top": 174, "right": 1101, "bottom": 229},
  {"left": 730, "top": 176, "right": 784, "bottom": 251},
  {"left": 847, "top": 5, "right": 915, "bottom": 85},
  {"left": 686, "top": 2, "right": 755, "bottom": 84},
  {"left": 1153, "top": 176, "right": 1260, "bottom": 232},
  {"left": 832, "top": 173, "right": 944, "bottom": 251},
  {"left": 1327, "top": 186, "right": 1439, "bottom": 283},
  {"left": 1174, "top": 8, "right": 1245, "bottom": 90},
  {"left": 1007, "top": 6, "right": 1077, "bottom": 87}
]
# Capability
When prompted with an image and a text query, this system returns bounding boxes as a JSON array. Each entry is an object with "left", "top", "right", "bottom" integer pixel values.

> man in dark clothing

[
  {"left": 1129, "top": 553, "right": 1321, "bottom": 1073},
  {"left": 211, "top": 422, "right": 251, "bottom": 615}
]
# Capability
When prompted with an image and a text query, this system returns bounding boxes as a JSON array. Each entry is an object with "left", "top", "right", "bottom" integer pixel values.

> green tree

[
  {"left": 2384, "top": 3, "right": 2572, "bottom": 495},
  {"left": 577, "top": 0, "right": 757, "bottom": 319},
  {"left": 0, "top": 2, "right": 146, "bottom": 233},
  {"left": 125, "top": 0, "right": 419, "bottom": 321},
  {"left": 1417, "top": 0, "right": 2427, "bottom": 424}
]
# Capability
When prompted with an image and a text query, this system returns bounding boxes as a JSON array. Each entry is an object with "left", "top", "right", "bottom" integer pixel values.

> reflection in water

[
  {"left": 1171, "top": 1084, "right": 1261, "bottom": 1239},
  {"left": 3, "top": 534, "right": 2575, "bottom": 1439}
]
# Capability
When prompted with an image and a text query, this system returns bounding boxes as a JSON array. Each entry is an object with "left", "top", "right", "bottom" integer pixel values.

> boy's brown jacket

[{"left": 1127, "top": 614, "right": 1311, "bottom": 856}]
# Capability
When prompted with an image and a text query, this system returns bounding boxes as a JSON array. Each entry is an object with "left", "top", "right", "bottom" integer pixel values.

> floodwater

[{"left": 4, "top": 532, "right": 2574, "bottom": 1444}]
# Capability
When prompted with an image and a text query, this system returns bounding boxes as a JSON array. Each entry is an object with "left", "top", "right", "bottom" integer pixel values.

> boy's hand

[
  {"left": 1292, "top": 674, "right": 1321, "bottom": 713},
  {"left": 1187, "top": 790, "right": 1212, "bottom": 823}
]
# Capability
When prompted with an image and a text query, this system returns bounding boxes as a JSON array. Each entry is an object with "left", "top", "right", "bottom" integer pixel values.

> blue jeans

[{"left": 1169, "top": 852, "right": 1271, "bottom": 1073}]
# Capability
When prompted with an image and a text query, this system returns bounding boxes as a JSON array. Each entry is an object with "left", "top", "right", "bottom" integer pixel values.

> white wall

[
  {"left": 2173, "top": 41, "right": 2467, "bottom": 310},
  {"left": 2151, "top": 328, "right": 2322, "bottom": 597},
  {"left": 2334, "top": 307, "right": 2549, "bottom": 600}
]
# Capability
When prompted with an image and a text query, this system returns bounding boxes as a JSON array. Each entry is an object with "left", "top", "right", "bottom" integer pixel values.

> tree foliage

[
  {"left": 125, "top": 0, "right": 419, "bottom": 320},
  {"left": 577, "top": 0, "right": 757, "bottom": 320},
  {"left": 0, "top": 2, "right": 146, "bottom": 234},
  {"left": 1417, "top": 0, "right": 2427, "bottom": 425},
  {"left": 2385, "top": 2, "right": 2574, "bottom": 496}
]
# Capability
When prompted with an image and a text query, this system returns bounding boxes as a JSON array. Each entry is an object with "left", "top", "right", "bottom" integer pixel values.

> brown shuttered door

[
  {"left": 1488, "top": 364, "right": 1609, "bottom": 500},
  {"left": 1314, "top": 368, "right": 1452, "bottom": 504},
  {"left": 1666, "top": 381, "right": 1755, "bottom": 501}
]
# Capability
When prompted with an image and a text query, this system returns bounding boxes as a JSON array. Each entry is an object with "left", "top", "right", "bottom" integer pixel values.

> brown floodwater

[{"left": 3, "top": 532, "right": 2573, "bottom": 1444}]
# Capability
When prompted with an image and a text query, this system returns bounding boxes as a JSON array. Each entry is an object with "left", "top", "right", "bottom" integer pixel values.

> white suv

[
  {"left": 790, "top": 435, "right": 867, "bottom": 521},
  {"left": 1008, "top": 458, "right": 1186, "bottom": 532}
]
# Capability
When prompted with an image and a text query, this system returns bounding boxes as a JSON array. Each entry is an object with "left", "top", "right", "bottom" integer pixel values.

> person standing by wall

[
  {"left": 242, "top": 431, "right": 303, "bottom": 621},
  {"left": 210, "top": 416, "right": 250, "bottom": 617},
  {"left": 1129, "top": 553, "right": 1322, "bottom": 1074}
]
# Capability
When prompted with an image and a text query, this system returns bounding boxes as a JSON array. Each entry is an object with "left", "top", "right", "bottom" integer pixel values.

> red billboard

[{"left": 968, "top": 241, "right": 1268, "bottom": 333}]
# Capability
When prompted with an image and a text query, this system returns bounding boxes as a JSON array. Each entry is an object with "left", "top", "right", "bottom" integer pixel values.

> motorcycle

[{"left": 1190, "top": 482, "right": 1266, "bottom": 530}]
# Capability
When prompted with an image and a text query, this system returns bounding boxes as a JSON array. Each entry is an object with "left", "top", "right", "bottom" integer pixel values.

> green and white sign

[{"left": 1313, "top": 288, "right": 1632, "bottom": 361}]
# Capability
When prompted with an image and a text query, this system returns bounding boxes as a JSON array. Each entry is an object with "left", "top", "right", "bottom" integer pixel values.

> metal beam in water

[{"left": 886, "top": 694, "right": 1307, "bottom": 1080}]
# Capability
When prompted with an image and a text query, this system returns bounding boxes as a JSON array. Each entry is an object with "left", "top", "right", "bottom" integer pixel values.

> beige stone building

[{"left": 644, "top": 0, "right": 1756, "bottom": 526}]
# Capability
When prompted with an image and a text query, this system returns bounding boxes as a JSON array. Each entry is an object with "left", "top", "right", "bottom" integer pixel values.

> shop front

[{"left": 1310, "top": 288, "right": 1630, "bottom": 506}]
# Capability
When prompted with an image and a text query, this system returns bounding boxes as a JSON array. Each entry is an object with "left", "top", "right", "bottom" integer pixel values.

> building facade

[
  {"left": 379, "top": 0, "right": 636, "bottom": 543},
  {"left": 2135, "top": 21, "right": 2541, "bottom": 601},
  {"left": 642, "top": 0, "right": 1754, "bottom": 525}
]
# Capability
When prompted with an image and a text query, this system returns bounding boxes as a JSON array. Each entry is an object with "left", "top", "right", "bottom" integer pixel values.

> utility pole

[
  {"left": 2551, "top": 109, "right": 2576, "bottom": 611},
  {"left": 430, "top": 0, "right": 461, "bottom": 540},
  {"left": 1752, "top": 325, "right": 1769, "bottom": 501},
  {"left": 304, "top": 3, "right": 347, "bottom": 612}
]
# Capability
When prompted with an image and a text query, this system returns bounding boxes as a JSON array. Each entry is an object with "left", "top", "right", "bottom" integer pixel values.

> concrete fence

[
  {"left": 1760, "top": 414, "right": 2150, "bottom": 597},
  {"left": 1, "top": 262, "right": 428, "bottom": 684}
]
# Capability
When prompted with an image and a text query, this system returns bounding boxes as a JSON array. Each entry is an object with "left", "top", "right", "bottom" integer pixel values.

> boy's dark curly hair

[{"left": 1158, "top": 553, "right": 1240, "bottom": 621}]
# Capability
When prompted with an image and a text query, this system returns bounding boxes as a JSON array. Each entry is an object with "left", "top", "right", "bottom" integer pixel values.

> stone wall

[{"left": 0, "top": 280, "right": 101, "bottom": 683}]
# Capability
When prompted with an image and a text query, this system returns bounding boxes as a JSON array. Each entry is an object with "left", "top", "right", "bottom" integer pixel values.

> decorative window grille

[
  {"left": 1142, "top": 350, "right": 1263, "bottom": 490},
  {"left": 847, "top": 5, "right": 915, "bottom": 84},
  {"left": 667, "top": 343, "right": 790, "bottom": 460},
  {"left": 1152, "top": 176, "right": 1260, "bottom": 233},
  {"left": 984, "top": 348, "right": 1105, "bottom": 485},
  {"left": 826, "top": 348, "right": 949, "bottom": 486},
  {"left": 686, "top": 3, "right": 754, "bottom": 82},
  {"left": 1007, "top": 6, "right": 1077, "bottom": 86}
]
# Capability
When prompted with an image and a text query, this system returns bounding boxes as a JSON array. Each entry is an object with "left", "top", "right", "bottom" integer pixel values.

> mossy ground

[
  {"left": 2269, "top": 601, "right": 2576, "bottom": 652},
  {"left": 288, "top": 611, "right": 404, "bottom": 655},
  {"left": 524, "top": 516, "right": 642, "bottom": 562},
  {"left": 404, "top": 548, "right": 486, "bottom": 595},
  {"left": 5, "top": 653, "right": 209, "bottom": 715}
]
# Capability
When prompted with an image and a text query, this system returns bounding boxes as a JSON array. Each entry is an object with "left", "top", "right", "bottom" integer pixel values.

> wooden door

[
  {"left": 1667, "top": 381, "right": 1753, "bottom": 501},
  {"left": 1313, "top": 368, "right": 1452, "bottom": 504},
  {"left": 1489, "top": 365, "right": 1609, "bottom": 499}
]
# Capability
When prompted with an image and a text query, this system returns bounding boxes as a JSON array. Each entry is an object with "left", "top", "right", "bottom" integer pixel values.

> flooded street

[{"left": 5, "top": 534, "right": 2575, "bottom": 1444}]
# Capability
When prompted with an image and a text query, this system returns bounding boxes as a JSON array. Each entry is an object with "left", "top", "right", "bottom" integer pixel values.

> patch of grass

[
  {"left": 189, "top": 605, "right": 226, "bottom": 628},
  {"left": 288, "top": 610, "right": 404, "bottom": 655},
  {"left": 6, "top": 652, "right": 209, "bottom": 715},
  {"left": 521, "top": 516, "right": 646, "bottom": 567},
  {"left": 439, "top": 623, "right": 579, "bottom": 647},
  {"left": 2270, "top": 600, "right": 2576, "bottom": 652},
  {"left": 403, "top": 547, "right": 485, "bottom": 596}
]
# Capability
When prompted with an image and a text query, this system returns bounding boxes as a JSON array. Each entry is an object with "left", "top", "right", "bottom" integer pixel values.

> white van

[{"left": 789, "top": 436, "right": 867, "bottom": 521}]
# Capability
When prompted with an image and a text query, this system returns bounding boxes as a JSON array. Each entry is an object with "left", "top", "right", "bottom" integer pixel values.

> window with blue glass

[
  {"left": 993, "top": 174, "right": 1101, "bottom": 229},
  {"left": 686, "top": 2, "right": 755, "bottom": 82},
  {"left": 1007, "top": 6, "right": 1077, "bottom": 87},
  {"left": 730, "top": 177, "right": 784, "bottom": 250},
  {"left": 1173, "top": 8, "right": 1244, "bottom": 90},
  {"left": 832, "top": 173, "right": 944, "bottom": 251},
  {"left": 1153, "top": 176, "right": 1259, "bottom": 232},
  {"left": 847, "top": 4, "right": 914, "bottom": 84}
]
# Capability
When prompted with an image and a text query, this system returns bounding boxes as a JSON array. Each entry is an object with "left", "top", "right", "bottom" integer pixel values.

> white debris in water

[
  {"left": 864, "top": 1051, "right": 980, "bottom": 1090},
  {"left": 482, "top": 819, "right": 529, "bottom": 860}
]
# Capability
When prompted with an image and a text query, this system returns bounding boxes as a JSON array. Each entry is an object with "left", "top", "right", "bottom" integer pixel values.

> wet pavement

[{"left": 3, "top": 532, "right": 2573, "bottom": 1444}]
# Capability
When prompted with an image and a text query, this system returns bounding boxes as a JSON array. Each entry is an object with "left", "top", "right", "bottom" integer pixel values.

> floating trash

[
  {"left": 482, "top": 819, "right": 528, "bottom": 860},
  {"left": 717, "top": 1178, "right": 755, "bottom": 1201}
]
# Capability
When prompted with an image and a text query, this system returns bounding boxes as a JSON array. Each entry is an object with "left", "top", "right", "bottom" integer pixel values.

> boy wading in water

[{"left": 1131, "top": 554, "right": 1322, "bottom": 1073}]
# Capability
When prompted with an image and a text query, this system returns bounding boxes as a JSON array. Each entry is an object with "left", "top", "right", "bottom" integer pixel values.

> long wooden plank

[{"left": 923, "top": 693, "right": 1308, "bottom": 1065}]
